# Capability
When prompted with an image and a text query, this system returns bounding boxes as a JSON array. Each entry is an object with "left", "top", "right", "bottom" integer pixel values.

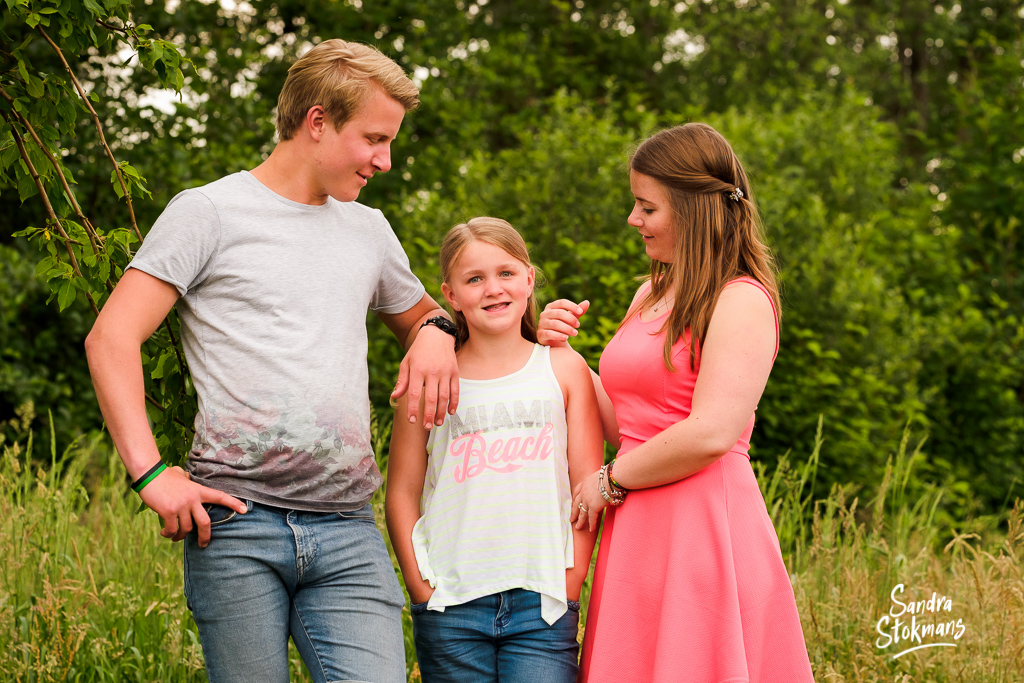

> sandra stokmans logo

[{"left": 875, "top": 583, "right": 966, "bottom": 659}]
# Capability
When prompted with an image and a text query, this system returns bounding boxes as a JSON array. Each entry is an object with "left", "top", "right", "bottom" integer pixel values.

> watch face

[{"left": 427, "top": 316, "right": 457, "bottom": 336}]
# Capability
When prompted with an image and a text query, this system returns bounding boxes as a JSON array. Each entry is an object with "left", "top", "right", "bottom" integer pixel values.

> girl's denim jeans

[{"left": 411, "top": 588, "right": 580, "bottom": 682}]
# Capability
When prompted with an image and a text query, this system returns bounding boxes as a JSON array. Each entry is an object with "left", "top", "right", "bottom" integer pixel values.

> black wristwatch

[{"left": 420, "top": 315, "right": 458, "bottom": 338}]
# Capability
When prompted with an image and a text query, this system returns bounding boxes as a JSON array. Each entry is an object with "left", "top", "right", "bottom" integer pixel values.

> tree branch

[
  {"left": 37, "top": 26, "right": 143, "bottom": 245},
  {"left": 96, "top": 19, "right": 129, "bottom": 34},
  {"left": 162, "top": 318, "right": 188, "bottom": 394},
  {"left": 3, "top": 111, "right": 100, "bottom": 316},
  {"left": 144, "top": 393, "right": 189, "bottom": 428},
  {"left": 0, "top": 84, "right": 103, "bottom": 258}
]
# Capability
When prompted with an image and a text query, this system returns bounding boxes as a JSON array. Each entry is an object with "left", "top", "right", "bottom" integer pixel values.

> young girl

[{"left": 386, "top": 217, "right": 603, "bottom": 682}]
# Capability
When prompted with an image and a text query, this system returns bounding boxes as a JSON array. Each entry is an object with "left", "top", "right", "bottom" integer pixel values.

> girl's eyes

[
  {"left": 466, "top": 271, "right": 516, "bottom": 283},
  {"left": 634, "top": 200, "right": 654, "bottom": 215}
]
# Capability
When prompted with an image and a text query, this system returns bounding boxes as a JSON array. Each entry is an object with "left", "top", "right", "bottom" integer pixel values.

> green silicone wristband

[{"left": 132, "top": 462, "right": 167, "bottom": 493}]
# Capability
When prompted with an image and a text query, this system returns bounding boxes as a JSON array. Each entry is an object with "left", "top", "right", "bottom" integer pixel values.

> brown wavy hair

[
  {"left": 439, "top": 217, "right": 539, "bottom": 351},
  {"left": 627, "top": 123, "right": 780, "bottom": 371}
]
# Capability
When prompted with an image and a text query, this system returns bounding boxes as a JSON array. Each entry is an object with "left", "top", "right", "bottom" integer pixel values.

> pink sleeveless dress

[{"left": 579, "top": 278, "right": 814, "bottom": 683}]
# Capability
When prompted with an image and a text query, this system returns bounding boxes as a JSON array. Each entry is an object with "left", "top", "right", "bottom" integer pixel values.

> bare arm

[
  {"left": 384, "top": 393, "right": 435, "bottom": 604},
  {"left": 550, "top": 347, "right": 604, "bottom": 599},
  {"left": 590, "top": 368, "right": 620, "bottom": 449},
  {"left": 379, "top": 293, "right": 459, "bottom": 430},
  {"left": 538, "top": 299, "right": 619, "bottom": 446},
  {"left": 571, "top": 283, "right": 776, "bottom": 519},
  {"left": 601, "top": 282, "right": 776, "bottom": 489},
  {"left": 84, "top": 269, "right": 246, "bottom": 547}
]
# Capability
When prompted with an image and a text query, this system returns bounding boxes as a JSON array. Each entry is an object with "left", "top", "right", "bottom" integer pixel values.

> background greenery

[
  {"left": 1, "top": 0, "right": 1023, "bottom": 679},
  {"left": 3, "top": 0, "right": 1022, "bottom": 518}
]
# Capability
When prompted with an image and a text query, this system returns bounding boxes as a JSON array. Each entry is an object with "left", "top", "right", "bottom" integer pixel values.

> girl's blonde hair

[
  {"left": 627, "top": 122, "right": 780, "bottom": 370},
  {"left": 439, "top": 217, "right": 539, "bottom": 350}
]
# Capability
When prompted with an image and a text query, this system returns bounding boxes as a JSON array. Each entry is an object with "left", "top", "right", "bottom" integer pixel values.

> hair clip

[{"left": 727, "top": 187, "right": 744, "bottom": 202}]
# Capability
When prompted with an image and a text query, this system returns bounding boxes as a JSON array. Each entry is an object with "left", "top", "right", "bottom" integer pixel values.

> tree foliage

[
  {"left": 2, "top": 0, "right": 1022, "bottom": 512},
  {"left": 1, "top": 0, "right": 196, "bottom": 459}
]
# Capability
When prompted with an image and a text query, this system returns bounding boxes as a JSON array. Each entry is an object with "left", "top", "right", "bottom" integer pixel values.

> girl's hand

[
  {"left": 570, "top": 468, "right": 607, "bottom": 532},
  {"left": 408, "top": 583, "right": 435, "bottom": 605},
  {"left": 538, "top": 300, "right": 590, "bottom": 347}
]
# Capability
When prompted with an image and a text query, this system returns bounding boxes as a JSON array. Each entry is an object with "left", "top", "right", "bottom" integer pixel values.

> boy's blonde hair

[
  {"left": 440, "top": 217, "right": 539, "bottom": 351},
  {"left": 276, "top": 39, "right": 420, "bottom": 140}
]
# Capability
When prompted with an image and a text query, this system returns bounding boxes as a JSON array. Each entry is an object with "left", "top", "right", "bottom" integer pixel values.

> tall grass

[
  {"left": 759, "top": 418, "right": 1024, "bottom": 681},
  {"left": 0, "top": 409, "right": 310, "bottom": 682},
  {"left": 2, "top": 409, "right": 1022, "bottom": 681}
]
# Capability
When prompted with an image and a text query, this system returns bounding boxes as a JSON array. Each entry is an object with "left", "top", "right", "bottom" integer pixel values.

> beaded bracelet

[
  {"left": 130, "top": 462, "right": 167, "bottom": 494},
  {"left": 607, "top": 459, "right": 628, "bottom": 492},
  {"left": 598, "top": 464, "right": 626, "bottom": 506}
]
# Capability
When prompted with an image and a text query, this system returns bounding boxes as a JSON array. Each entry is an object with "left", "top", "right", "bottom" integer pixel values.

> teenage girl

[
  {"left": 386, "top": 217, "right": 603, "bottom": 682},
  {"left": 540, "top": 123, "right": 815, "bottom": 682}
]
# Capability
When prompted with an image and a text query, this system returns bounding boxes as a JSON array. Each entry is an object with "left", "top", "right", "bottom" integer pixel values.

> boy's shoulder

[
  {"left": 172, "top": 173, "right": 387, "bottom": 225},
  {"left": 180, "top": 171, "right": 249, "bottom": 199}
]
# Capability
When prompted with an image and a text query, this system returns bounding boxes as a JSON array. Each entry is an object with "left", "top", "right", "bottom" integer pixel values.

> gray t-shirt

[{"left": 129, "top": 171, "right": 425, "bottom": 511}]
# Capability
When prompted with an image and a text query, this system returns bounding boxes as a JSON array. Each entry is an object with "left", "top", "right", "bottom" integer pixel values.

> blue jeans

[
  {"left": 411, "top": 589, "right": 580, "bottom": 683},
  {"left": 183, "top": 500, "right": 406, "bottom": 683}
]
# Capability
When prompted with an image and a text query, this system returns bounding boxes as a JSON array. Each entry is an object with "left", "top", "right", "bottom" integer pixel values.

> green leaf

[
  {"left": 17, "top": 171, "right": 38, "bottom": 202},
  {"left": 57, "top": 279, "right": 76, "bottom": 311},
  {"left": 110, "top": 169, "right": 125, "bottom": 198},
  {"left": 96, "top": 257, "right": 111, "bottom": 283},
  {"left": 83, "top": 0, "right": 103, "bottom": 16},
  {"left": 121, "top": 162, "right": 143, "bottom": 180},
  {"left": 35, "top": 255, "right": 57, "bottom": 277},
  {"left": 57, "top": 97, "right": 77, "bottom": 128},
  {"left": 12, "top": 226, "right": 39, "bottom": 238},
  {"left": 151, "top": 350, "right": 176, "bottom": 379},
  {"left": 1, "top": 142, "right": 20, "bottom": 170},
  {"left": 27, "top": 77, "right": 45, "bottom": 99}
]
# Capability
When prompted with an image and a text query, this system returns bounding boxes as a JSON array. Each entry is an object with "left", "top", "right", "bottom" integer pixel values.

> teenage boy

[{"left": 85, "top": 39, "right": 457, "bottom": 682}]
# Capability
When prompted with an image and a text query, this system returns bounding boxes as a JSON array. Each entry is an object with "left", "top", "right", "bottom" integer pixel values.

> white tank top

[{"left": 412, "top": 344, "right": 574, "bottom": 624}]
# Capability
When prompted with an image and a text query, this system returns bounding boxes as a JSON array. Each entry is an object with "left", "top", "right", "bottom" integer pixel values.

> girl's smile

[{"left": 442, "top": 240, "right": 535, "bottom": 335}]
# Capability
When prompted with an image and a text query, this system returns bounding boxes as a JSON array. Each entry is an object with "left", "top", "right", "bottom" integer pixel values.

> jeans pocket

[
  {"left": 337, "top": 503, "right": 375, "bottom": 521},
  {"left": 203, "top": 500, "right": 250, "bottom": 527}
]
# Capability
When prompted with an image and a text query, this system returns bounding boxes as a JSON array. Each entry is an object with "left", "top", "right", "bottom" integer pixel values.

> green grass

[{"left": 1, "top": 411, "right": 1022, "bottom": 681}]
